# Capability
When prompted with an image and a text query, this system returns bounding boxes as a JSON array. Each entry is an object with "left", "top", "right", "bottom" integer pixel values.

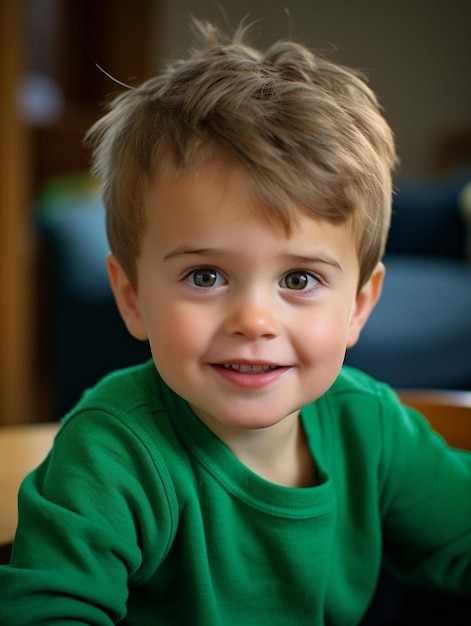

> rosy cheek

[
  {"left": 152, "top": 308, "right": 205, "bottom": 356},
  {"left": 296, "top": 313, "right": 348, "bottom": 355}
]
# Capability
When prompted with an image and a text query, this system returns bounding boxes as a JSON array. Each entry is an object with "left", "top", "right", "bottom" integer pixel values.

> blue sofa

[
  {"left": 37, "top": 182, "right": 150, "bottom": 418},
  {"left": 345, "top": 169, "right": 471, "bottom": 390}
]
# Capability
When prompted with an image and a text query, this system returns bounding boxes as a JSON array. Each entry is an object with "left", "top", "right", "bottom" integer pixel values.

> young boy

[{"left": 1, "top": 20, "right": 470, "bottom": 625}]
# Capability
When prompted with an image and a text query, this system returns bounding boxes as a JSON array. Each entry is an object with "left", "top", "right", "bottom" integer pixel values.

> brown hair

[{"left": 87, "top": 20, "right": 397, "bottom": 288}]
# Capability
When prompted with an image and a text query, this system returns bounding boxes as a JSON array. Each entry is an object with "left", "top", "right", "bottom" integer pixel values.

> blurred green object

[{"left": 36, "top": 173, "right": 101, "bottom": 216}]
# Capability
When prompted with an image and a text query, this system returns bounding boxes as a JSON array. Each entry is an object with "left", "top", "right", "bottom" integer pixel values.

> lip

[{"left": 209, "top": 361, "right": 291, "bottom": 389}]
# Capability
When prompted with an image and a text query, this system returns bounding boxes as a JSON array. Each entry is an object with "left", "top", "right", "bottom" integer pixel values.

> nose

[{"left": 223, "top": 295, "right": 281, "bottom": 340}]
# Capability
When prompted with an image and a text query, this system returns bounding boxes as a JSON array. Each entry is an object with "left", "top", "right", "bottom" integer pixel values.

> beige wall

[{"left": 154, "top": 0, "right": 471, "bottom": 178}]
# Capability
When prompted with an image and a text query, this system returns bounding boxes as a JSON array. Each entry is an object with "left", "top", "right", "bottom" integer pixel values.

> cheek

[
  {"left": 146, "top": 304, "right": 209, "bottom": 363},
  {"left": 294, "top": 307, "right": 353, "bottom": 359}
]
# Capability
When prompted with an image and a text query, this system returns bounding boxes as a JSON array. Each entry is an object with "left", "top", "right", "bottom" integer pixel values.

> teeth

[{"left": 222, "top": 364, "right": 277, "bottom": 373}]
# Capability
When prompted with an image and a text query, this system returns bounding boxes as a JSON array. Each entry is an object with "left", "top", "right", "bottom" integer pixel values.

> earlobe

[
  {"left": 346, "top": 262, "right": 385, "bottom": 348},
  {"left": 106, "top": 253, "right": 148, "bottom": 341}
]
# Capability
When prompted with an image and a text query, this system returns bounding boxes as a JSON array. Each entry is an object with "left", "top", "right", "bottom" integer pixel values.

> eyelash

[{"left": 182, "top": 267, "right": 323, "bottom": 294}]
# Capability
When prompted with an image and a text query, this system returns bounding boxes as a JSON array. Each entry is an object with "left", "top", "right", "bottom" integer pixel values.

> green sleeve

[
  {"left": 0, "top": 407, "right": 177, "bottom": 625},
  {"left": 379, "top": 385, "right": 471, "bottom": 592}
]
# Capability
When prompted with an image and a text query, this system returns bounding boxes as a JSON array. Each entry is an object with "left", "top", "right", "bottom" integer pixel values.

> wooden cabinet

[
  {"left": 0, "top": 1, "right": 33, "bottom": 426},
  {"left": 0, "top": 0, "right": 156, "bottom": 425}
]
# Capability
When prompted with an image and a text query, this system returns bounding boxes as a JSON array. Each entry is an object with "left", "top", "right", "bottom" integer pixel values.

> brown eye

[
  {"left": 193, "top": 269, "right": 218, "bottom": 287},
  {"left": 282, "top": 271, "right": 309, "bottom": 290},
  {"left": 186, "top": 267, "right": 227, "bottom": 288}
]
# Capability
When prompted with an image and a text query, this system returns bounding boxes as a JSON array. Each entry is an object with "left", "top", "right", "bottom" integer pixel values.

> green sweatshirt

[{"left": 0, "top": 361, "right": 470, "bottom": 625}]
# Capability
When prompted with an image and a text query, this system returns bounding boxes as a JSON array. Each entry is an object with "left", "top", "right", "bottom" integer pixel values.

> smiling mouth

[{"left": 220, "top": 364, "right": 280, "bottom": 374}]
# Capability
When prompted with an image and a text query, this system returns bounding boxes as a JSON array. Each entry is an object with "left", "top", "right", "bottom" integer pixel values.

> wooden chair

[
  {"left": 398, "top": 389, "right": 471, "bottom": 449},
  {"left": 0, "top": 422, "right": 60, "bottom": 565}
]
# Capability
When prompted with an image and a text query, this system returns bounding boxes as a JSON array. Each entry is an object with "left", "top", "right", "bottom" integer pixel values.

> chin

[{"left": 196, "top": 404, "right": 299, "bottom": 432}]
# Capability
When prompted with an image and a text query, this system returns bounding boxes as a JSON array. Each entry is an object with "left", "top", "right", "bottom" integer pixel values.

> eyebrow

[
  {"left": 281, "top": 253, "right": 343, "bottom": 271},
  {"left": 163, "top": 246, "right": 343, "bottom": 271},
  {"left": 163, "top": 246, "right": 219, "bottom": 262}
]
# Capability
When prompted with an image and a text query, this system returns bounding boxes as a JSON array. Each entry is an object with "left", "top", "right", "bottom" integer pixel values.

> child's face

[{"left": 109, "top": 157, "right": 383, "bottom": 436}]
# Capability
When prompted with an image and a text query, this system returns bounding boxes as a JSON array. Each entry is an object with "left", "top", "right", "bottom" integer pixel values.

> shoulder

[
  {"left": 54, "top": 360, "right": 190, "bottom": 513},
  {"left": 307, "top": 366, "right": 428, "bottom": 470},
  {"left": 71, "top": 358, "right": 160, "bottom": 414},
  {"left": 58, "top": 358, "right": 189, "bottom": 465},
  {"left": 321, "top": 366, "right": 467, "bottom": 486},
  {"left": 62, "top": 359, "right": 179, "bottom": 444},
  {"left": 322, "top": 365, "right": 399, "bottom": 419},
  {"left": 326, "top": 366, "right": 441, "bottom": 446},
  {"left": 40, "top": 361, "right": 190, "bottom": 561},
  {"left": 319, "top": 365, "right": 439, "bottom": 450}
]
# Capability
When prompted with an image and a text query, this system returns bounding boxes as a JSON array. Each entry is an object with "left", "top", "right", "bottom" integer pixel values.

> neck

[{"left": 223, "top": 412, "right": 317, "bottom": 488}]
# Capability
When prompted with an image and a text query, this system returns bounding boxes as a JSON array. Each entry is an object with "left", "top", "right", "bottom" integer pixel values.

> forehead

[
  {"left": 143, "top": 155, "right": 359, "bottom": 263},
  {"left": 147, "top": 147, "right": 353, "bottom": 229}
]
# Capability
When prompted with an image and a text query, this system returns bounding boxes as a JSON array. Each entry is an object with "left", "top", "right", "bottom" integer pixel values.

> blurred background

[{"left": 1, "top": 0, "right": 471, "bottom": 425}]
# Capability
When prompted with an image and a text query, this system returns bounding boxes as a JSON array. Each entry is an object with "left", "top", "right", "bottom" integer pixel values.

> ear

[
  {"left": 346, "top": 262, "right": 385, "bottom": 348},
  {"left": 106, "top": 253, "right": 148, "bottom": 341}
]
